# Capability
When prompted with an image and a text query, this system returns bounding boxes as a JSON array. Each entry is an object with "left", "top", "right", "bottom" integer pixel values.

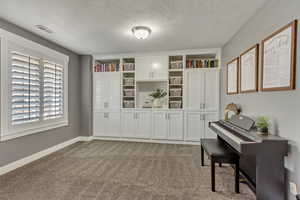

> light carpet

[{"left": 0, "top": 141, "right": 255, "bottom": 200}]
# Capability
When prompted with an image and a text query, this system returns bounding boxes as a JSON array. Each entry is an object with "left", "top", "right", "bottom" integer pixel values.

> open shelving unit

[
  {"left": 94, "top": 59, "right": 120, "bottom": 72},
  {"left": 122, "top": 58, "right": 135, "bottom": 108},
  {"left": 168, "top": 56, "right": 183, "bottom": 109},
  {"left": 186, "top": 54, "right": 218, "bottom": 69}
]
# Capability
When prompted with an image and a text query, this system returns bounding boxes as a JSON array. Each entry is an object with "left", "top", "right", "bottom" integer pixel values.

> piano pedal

[{"left": 239, "top": 178, "right": 247, "bottom": 184}]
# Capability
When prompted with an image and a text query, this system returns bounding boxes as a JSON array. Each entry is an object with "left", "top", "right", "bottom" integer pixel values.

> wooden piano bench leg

[
  {"left": 201, "top": 145, "right": 204, "bottom": 166},
  {"left": 211, "top": 159, "right": 215, "bottom": 192},
  {"left": 235, "top": 160, "right": 240, "bottom": 193}
]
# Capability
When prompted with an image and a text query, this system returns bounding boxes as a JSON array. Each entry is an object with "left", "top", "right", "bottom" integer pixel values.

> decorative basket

[
  {"left": 170, "top": 76, "right": 182, "bottom": 85},
  {"left": 169, "top": 101, "right": 182, "bottom": 109},
  {"left": 169, "top": 88, "right": 182, "bottom": 97}
]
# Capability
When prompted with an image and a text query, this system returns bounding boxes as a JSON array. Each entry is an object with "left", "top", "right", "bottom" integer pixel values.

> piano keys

[{"left": 209, "top": 115, "right": 288, "bottom": 200}]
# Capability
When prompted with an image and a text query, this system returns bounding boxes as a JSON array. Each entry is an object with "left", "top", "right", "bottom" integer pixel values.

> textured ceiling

[{"left": 0, "top": 0, "right": 269, "bottom": 54}]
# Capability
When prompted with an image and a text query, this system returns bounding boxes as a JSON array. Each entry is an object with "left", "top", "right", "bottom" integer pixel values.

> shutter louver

[
  {"left": 11, "top": 52, "right": 41, "bottom": 125},
  {"left": 43, "top": 61, "right": 64, "bottom": 120}
]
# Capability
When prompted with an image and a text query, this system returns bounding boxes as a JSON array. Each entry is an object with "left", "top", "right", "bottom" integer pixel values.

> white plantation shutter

[
  {"left": 11, "top": 52, "right": 41, "bottom": 125},
  {"left": 43, "top": 61, "right": 64, "bottom": 120},
  {"left": 0, "top": 31, "right": 69, "bottom": 141}
]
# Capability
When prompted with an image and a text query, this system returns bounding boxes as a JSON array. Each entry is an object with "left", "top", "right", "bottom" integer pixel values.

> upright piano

[{"left": 209, "top": 115, "right": 288, "bottom": 200}]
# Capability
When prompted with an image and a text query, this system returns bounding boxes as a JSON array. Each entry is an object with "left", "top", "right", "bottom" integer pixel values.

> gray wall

[
  {"left": 221, "top": 0, "right": 300, "bottom": 199},
  {"left": 0, "top": 18, "right": 81, "bottom": 167},
  {"left": 80, "top": 55, "right": 93, "bottom": 136}
]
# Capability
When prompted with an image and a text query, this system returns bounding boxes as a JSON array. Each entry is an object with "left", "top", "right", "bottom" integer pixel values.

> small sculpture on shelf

[
  {"left": 224, "top": 103, "right": 241, "bottom": 121},
  {"left": 149, "top": 89, "right": 167, "bottom": 108}
]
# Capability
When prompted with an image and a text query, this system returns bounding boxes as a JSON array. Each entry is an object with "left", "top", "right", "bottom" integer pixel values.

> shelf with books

[
  {"left": 186, "top": 54, "right": 218, "bottom": 69},
  {"left": 94, "top": 59, "right": 120, "bottom": 72},
  {"left": 122, "top": 58, "right": 136, "bottom": 108}
]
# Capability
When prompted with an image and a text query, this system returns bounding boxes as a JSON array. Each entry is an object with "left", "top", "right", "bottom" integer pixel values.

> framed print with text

[
  {"left": 240, "top": 44, "right": 259, "bottom": 93},
  {"left": 227, "top": 58, "right": 239, "bottom": 95},
  {"left": 261, "top": 20, "right": 297, "bottom": 91}
]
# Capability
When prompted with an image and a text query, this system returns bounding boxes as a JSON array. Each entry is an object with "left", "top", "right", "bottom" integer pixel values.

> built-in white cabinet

[
  {"left": 121, "top": 110, "right": 152, "bottom": 139},
  {"left": 185, "top": 111, "right": 218, "bottom": 141},
  {"left": 152, "top": 111, "right": 168, "bottom": 139},
  {"left": 93, "top": 50, "right": 221, "bottom": 143},
  {"left": 204, "top": 113, "right": 219, "bottom": 139},
  {"left": 94, "top": 111, "right": 121, "bottom": 137},
  {"left": 185, "top": 69, "right": 219, "bottom": 112},
  {"left": 94, "top": 72, "right": 120, "bottom": 110},
  {"left": 135, "top": 56, "right": 168, "bottom": 81},
  {"left": 168, "top": 112, "right": 184, "bottom": 140},
  {"left": 152, "top": 111, "right": 183, "bottom": 140},
  {"left": 185, "top": 112, "right": 205, "bottom": 141}
]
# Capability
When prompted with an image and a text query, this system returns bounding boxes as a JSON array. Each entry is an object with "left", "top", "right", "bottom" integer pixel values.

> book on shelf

[
  {"left": 186, "top": 59, "right": 218, "bottom": 68},
  {"left": 94, "top": 63, "right": 120, "bottom": 72}
]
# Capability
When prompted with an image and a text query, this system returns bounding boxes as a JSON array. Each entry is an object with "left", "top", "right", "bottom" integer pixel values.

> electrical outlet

[{"left": 290, "top": 182, "right": 298, "bottom": 195}]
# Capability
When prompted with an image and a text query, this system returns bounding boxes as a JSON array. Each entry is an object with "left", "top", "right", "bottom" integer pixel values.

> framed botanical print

[
  {"left": 239, "top": 44, "right": 259, "bottom": 93},
  {"left": 227, "top": 58, "right": 239, "bottom": 95},
  {"left": 261, "top": 20, "right": 297, "bottom": 91}
]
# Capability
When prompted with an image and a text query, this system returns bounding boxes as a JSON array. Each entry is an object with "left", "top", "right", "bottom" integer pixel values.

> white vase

[{"left": 153, "top": 98, "right": 162, "bottom": 108}]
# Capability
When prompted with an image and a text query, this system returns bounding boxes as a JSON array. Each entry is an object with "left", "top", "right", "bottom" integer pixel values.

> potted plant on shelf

[
  {"left": 256, "top": 116, "right": 270, "bottom": 134},
  {"left": 149, "top": 89, "right": 167, "bottom": 108}
]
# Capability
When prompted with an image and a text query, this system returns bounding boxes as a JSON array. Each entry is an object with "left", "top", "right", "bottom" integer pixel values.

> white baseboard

[
  {"left": 77, "top": 136, "right": 93, "bottom": 142},
  {"left": 0, "top": 136, "right": 198, "bottom": 176},
  {"left": 0, "top": 136, "right": 85, "bottom": 176}
]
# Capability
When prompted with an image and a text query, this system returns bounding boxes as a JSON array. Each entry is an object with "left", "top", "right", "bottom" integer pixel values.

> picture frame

[
  {"left": 261, "top": 20, "right": 297, "bottom": 91},
  {"left": 239, "top": 44, "right": 259, "bottom": 93},
  {"left": 227, "top": 57, "right": 239, "bottom": 95}
]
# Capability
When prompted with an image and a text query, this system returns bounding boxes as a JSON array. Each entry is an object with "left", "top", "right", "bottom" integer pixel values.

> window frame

[{"left": 0, "top": 28, "right": 69, "bottom": 141}]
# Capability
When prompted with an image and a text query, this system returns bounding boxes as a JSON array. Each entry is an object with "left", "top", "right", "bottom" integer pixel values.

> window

[
  {"left": 43, "top": 61, "right": 64, "bottom": 120},
  {"left": 11, "top": 52, "right": 41, "bottom": 125},
  {"left": 0, "top": 28, "right": 69, "bottom": 141}
]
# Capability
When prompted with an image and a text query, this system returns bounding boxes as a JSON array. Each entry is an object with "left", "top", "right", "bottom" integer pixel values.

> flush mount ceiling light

[
  {"left": 131, "top": 26, "right": 151, "bottom": 40},
  {"left": 35, "top": 25, "right": 53, "bottom": 34}
]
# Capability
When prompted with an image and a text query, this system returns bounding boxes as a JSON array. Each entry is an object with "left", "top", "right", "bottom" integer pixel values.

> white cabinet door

[
  {"left": 152, "top": 112, "right": 168, "bottom": 139},
  {"left": 136, "top": 111, "right": 152, "bottom": 139},
  {"left": 94, "top": 112, "right": 120, "bottom": 137},
  {"left": 185, "top": 70, "right": 205, "bottom": 110},
  {"left": 168, "top": 112, "right": 184, "bottom": 140},
  {"left": 135, "top": 57, "right": 151, "bottom": 81},
  {"left": 94, "top": 73, "right": 109, "bottom": 110},
  {"left": 93, "top": 112, "right": 108, "bottom": 136},
  {"left": 108, "top": 72, "right": 121, "bottom": 110},
  {"left": 204, "top": 71, "right": 219, "bottom": 112},
  {"left": 204, "top": 113, "right": 219, "bottom": 139},
  {"left": 107, "top": 112, "right": 121, "bottom": 137},
  {"left": 121, "top": 111, "right": 136, "bottom": 138},
  {"left": 185, "top": 112, "right": 205, "bottom": 141},
  {"left": 94, "top": 72, "right": 120, "bottom": 110},
  {"left": 151, "top": 56, "right": 168, "bottom": 80},
  {"left": 135, "top": 56, "right": 168, "bottom": 81}
]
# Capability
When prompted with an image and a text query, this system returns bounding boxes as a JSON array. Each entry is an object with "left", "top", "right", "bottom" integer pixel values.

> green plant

[
  {"left": 149, "top": 89, "right": 167, "bottom": 99},
  {"left": 256, "top": 116, "right": 269, "bottom": 129}
]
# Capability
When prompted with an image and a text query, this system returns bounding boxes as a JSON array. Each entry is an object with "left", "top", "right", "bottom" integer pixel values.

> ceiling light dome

[{"left": 132, "top": 26, "right": 151, "bottom": 40}]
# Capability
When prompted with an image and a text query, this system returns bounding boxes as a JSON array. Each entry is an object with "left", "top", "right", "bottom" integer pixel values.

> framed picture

[
  {"left": 261, "top": 20, "right": 297, "bottom": 91},
  {"left": 227, "top": 58, "right": 239, "bottom": 95},
  {"left": 239, "top": 44, "right": 259, "bottom": 93}
]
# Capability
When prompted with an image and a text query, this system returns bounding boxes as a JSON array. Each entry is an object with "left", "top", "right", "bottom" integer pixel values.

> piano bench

[{"left": 200, "top": 138, "right": 240, "bottom": 193}]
